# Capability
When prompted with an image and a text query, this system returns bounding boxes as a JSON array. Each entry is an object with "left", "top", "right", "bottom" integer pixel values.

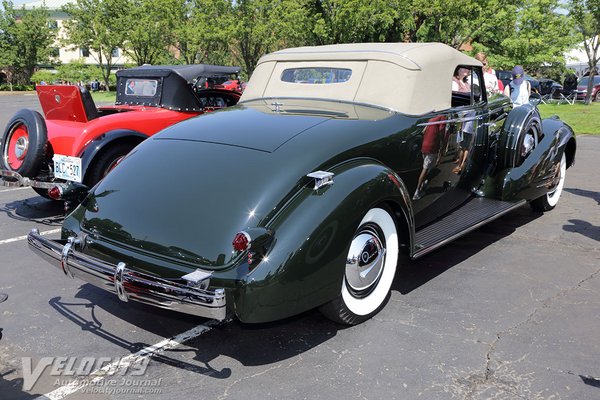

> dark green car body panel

[{"left": 61, "top": 97, "right": 576, "bottom": 323}]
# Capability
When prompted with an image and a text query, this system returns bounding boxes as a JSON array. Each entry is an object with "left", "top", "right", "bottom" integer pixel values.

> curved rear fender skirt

[
  {"left": 498, "top": 118, "right": 575, "bottom": 202},
  {"left": 227, "top": 160, "right": 414, "bottom": 323},
  {"left": 78, "top": 130, "right": 147, "bottom": 175}
]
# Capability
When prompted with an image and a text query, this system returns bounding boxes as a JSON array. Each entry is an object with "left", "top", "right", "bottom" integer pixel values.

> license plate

[{"left": 53, "top": 154, "right": 82, "bottom": 183}]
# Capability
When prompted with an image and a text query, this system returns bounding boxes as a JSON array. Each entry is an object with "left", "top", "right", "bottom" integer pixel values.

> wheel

[
  {"left": 320, "top": 207, "right": 399, "bottom": 325},
  {"left": 1, "top": 109, "right": 47, "bottom": 177},
  {"left": 83, "top": 142, "right": 136, "bottom": 187},
  {"left": 594, "top": 91, "right": 600, "bottom": 102},
  {"left": 530, "top": 152, "right": 566, "bottom": 212}
]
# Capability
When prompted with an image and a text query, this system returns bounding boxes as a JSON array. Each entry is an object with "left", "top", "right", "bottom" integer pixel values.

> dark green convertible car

[{"left": 29, "top": 43, "right": 575, "bottom": 325}]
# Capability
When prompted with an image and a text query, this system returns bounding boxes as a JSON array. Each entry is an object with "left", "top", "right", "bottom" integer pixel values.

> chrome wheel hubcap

[
  {"left": 15, "top": 136, "right": 28, "bottom": 160},
  {"left": 345, "top": 225, "right": 386, "bottom": 296}
]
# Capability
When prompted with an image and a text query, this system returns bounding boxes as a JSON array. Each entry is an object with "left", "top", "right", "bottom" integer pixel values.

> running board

[{"left": 412, "top": 198, "right": 527, "bottom": 259}]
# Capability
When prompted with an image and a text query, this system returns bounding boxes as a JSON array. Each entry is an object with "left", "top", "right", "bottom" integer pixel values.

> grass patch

[
  {"left": 91, "top": 91, "right": 116, "bottom": 105},
  {"left": 538, "top": 102, "right": 600, "bottom": 135}
]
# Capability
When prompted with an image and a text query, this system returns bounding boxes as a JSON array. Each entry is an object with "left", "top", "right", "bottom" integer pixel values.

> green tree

[
  {"left": 30, "top": 69, "right": 56, "bottom": 84},
  {"left": 124, "top": 0, "right": 179, "bottom": 65},
  {"left": 0, "top": 1, "right": 56, "bottom": 86},
  {"left": 230, "top": 0, "right": 311, "bottom": 75},
  {"left": 169, "top": 0, "right": 233, "bottom": 65},
  {"left": 462, "top": 0, "right": 576, "bottom": 76},
  {"left": 497, "top": 0, "right": 575, "bottom": 72},
  {"left": 569, "top": 0, "right": 600, "bottom": 104},
  {"left": 56, "top": 58, "right": 103, "bottom": 84},
  {"left": 62, "top": 0, "right": 129, "bottom": 90},
  {"left": 309, "top": 0, "right": 408, "bottom": 44}
]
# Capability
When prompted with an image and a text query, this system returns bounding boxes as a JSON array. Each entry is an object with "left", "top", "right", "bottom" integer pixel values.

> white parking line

[
  {"left": 35, "top": 320, "right": 227, "bottom": 400},
  {"left": 0, "top": 228, "right": 61, "bottom": 245},
  {"left": 0, "top": 186, "right": 32, "bottom": 192}
]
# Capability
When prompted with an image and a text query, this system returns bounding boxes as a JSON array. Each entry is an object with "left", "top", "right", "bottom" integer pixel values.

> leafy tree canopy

[
  {"left": 62, "top": 0, "right": 129, "bottom": 89},
  {"left": 0, "top": 0, "right": 56, "bottom": 85}
]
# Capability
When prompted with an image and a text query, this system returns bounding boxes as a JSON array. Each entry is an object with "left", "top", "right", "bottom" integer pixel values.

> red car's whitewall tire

[{"left": 1, "top": 109, "right": 48, "bottom": 178}]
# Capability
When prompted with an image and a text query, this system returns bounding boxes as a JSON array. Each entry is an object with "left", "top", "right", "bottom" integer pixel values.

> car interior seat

[{"left": 79, "top": 86, "right": 100, "bottom": 120}]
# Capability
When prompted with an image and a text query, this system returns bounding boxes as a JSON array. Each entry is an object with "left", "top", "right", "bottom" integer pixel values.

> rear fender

[
  {"left": 228, "top": 158, "right": 414, "bottom": 323},
  {"left": 78, "top": 129, "right": 147, "bottom": 177}
]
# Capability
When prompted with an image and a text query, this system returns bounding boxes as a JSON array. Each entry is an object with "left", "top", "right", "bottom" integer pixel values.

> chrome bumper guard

[
  {"left": 27, "top": 229, "right": 226, "bottom": 320},
  {"left": 0, "top": 170, "right": 56, "bottom": 189}
]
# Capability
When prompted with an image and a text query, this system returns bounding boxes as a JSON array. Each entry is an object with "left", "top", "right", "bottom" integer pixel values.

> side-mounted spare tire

[
  {"left": 497, "top": 104, "right": 542, "bottom": 169},
  {"left": 1, "top": 109, "right": 48, "bottom": 178}
]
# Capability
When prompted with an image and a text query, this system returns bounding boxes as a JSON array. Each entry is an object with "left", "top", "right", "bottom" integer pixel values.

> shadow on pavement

[
  {"left": 0, "top": 370, "right": 41, "bottom": 400},
  {"left": 48, "top": 294, "right": 338, "bottom": 379},
  {"left": 0, "top": 196, "right": 63, "bottom": 225},
  {"left": 564, "top": 188, "right": 600, "bottom": 205},
  {"left": 1, "top": 294, "right": 42, "bottom": 400},
  {"left": 394, "top": 206, "right": 541, "bottom": 294},
  {"left": 563, "top": 219, "right": 600, "bottom": 242},
  {"left": 43, "top": 207, "right": 540, "bottom": 380}
]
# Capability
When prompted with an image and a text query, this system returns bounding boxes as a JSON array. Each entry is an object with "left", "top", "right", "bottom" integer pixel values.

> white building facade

[{"left": 23, "top": 0, "right": 130, "bottom": 67}]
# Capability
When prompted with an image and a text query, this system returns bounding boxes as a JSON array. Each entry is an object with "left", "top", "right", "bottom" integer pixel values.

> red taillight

[
  {"left": 47, "top": 185, "right": 63, "bottom": 200},
  {"left": 232, "top": 231, "right": 251, "bottom": 252}
]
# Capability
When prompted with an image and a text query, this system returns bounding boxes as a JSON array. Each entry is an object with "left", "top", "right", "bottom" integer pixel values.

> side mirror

[{"left": 529, "top": 93, "right": 541, "bottom": 106}]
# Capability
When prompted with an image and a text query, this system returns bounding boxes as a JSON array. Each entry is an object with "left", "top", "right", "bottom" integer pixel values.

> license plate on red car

[{"left": 53, "top": 154, "right": 82, "bottom": 183}]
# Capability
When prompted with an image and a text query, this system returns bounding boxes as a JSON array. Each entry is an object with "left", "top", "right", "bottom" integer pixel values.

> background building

[{"left": 21, "top": 0, "right": 130, "bottom": 68}]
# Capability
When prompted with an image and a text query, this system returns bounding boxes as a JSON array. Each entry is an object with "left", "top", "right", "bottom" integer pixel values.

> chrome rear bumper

[
  {"left": 28, "top": 229, "right": 226, "bottom": 320},
  {"left": 0, "top": 169, "right": 56, "bottom": 189}
]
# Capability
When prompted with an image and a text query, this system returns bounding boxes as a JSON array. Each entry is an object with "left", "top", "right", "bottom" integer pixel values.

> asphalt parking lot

[{"left": 0, "top": 93, "right": 599, "bottom": 400}]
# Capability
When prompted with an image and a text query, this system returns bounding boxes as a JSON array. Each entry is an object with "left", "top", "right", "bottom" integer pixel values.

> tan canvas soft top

[{"left": 240, "top": 42, "right": 482, "bottom": 115}]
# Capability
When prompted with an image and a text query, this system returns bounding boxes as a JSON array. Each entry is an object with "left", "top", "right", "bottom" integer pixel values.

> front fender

[
  {"left": 78, "top": 129, "right": 147, "bottom": 175},
  {"left": 227, "top": 158, "right": 414, "bottom": 323},
  {"left": 499, "top": 116, "right": 575, "bottom": 202}
]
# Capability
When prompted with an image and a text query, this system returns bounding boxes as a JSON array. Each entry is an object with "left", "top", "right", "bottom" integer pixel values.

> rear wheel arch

[
  {"left": 82, "top": 132, "right": 146, "bottom": 186},
  {"left": 234, "top": 161, "right": 416, "bottom": 324}
]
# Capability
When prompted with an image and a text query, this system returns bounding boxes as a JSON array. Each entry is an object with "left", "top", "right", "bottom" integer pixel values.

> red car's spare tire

[{"left": 1, "top": 109, "right": 48, "bottom": 178}]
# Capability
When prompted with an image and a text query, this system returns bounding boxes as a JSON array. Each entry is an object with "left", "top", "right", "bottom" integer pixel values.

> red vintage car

[
  {"left": 575, "top": 75, "right": 600, "bottom": 102},
  {"left": 0, "top": 64, "right": 242, "bottom": 199}
]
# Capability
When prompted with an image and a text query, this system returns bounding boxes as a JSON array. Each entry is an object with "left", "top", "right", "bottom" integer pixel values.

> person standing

[
  {"left": 504, "top": 65, "right": 531, "bottom": 107},
  {"left": 475, "top": 52, "right": 502, "bottom": 94}
]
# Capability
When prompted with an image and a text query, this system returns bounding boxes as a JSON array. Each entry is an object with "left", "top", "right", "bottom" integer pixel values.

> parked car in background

[
  {"left": 1, "top": 64, "right": 243, "bottom": 199},
  {"left": 538, "top": 78, "right": 562, "bottom": 96},
  {"left": 496, "top": 69, "right": 512, "bottom": 88},
  {"left": 29, "top": 43, "right": 576, "bottom": 326},
  {"left": 496, "top": 70, "right": 541, "bottom": 93},
  {"left": 575, "top": 75, "right": 600, "bottom": 101}
]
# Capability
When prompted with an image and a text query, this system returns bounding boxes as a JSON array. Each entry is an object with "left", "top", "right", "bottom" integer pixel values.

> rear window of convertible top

[
  {"left": 281, "top": 68, "right": 352, "bottom": 84},
  {"left": 124, "top": 79, "right": 158, "bottom": 96}
]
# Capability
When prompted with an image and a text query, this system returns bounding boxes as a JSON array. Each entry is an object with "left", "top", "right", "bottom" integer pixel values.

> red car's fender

[{"left": 45, "top": 107, "right": 197, "bottom": 157}]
